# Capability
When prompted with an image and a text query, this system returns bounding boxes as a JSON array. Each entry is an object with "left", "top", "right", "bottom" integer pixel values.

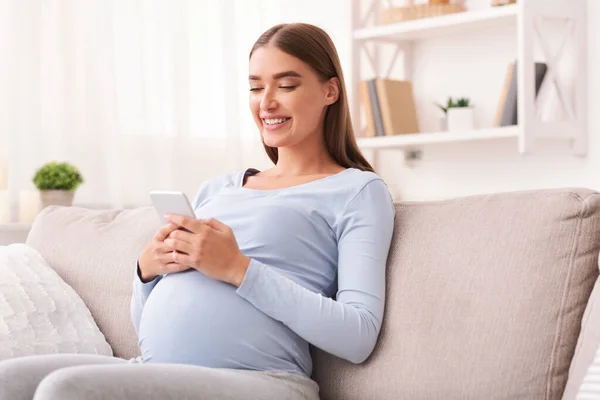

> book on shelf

[
  {"left": 359, "top": 78, "right": 420, "bottom": 137},
  {"left": 495, "top": 61, "right": 548, "bottom": 127}
]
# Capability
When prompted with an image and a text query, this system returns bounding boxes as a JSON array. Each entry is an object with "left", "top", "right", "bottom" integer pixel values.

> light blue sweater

[{"left": 130, "top": 167, "right": 395, "bottom": 377}]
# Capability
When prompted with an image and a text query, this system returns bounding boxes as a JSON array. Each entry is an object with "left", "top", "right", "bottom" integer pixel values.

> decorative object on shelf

[
  {"left": 436, "top": 97, "right": 475, "bottom": 132},
  {"left": 491, "top": 0, "right": 517, "bottom": 7},
  {"left": 435, "top": 96, "right": 456, "bottom": 114},
  {"left": 380, "top": 0, "right": 466, "bottom": 24},
  {"left": 32, "top": 161, "right": 84, "bottom": 209},
  {"left": 0, "top": 191, "right": 8, "bottom": 224},
  {"left": 435, "top": 96, "right": 455, "bottom": 131},
  {"left": 360, "top": 78, "right": 420, "bottom": 137}
]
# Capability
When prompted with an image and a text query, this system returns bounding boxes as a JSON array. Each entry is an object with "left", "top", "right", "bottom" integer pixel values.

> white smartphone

[{"left": 149, "top": 190, "right": 196, "bottom": 223}]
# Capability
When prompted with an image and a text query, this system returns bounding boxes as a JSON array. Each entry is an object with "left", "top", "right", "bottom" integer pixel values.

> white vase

[
  {"left": 39, "top": 190, "right": 75, "bottom": 209},
  {"left": 447, "top": 107, "right": 475, "bottom": 132}
]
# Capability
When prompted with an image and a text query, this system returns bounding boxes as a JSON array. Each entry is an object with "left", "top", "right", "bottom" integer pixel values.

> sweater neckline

[{"left": 237, "top": 167, "right": 353, "bottom": 193}]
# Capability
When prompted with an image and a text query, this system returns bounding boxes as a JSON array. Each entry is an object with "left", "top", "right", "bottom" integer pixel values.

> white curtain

[{"left": 0, "top": 0, "right": 351, "bottom": 223}]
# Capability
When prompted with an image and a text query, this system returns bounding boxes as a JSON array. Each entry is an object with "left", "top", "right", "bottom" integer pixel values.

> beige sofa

[{"left": 23, "top": 187, "right": 600, "bottom": 400}]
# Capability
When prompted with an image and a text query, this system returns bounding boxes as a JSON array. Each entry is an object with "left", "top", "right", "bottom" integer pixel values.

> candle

[
  {"left": 0, "top": 191, "right": 9, "bottom": 224},
  {"left": 0, "top": 159, "right": 7, "bottom": 191},
  {"left": 19, "top": 190, "right": 41, "bottom": 223}
]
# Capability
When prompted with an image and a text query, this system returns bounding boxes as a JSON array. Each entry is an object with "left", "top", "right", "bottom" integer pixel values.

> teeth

[{"left": 264, "top": 118, "right": 288, "bottom": 125}]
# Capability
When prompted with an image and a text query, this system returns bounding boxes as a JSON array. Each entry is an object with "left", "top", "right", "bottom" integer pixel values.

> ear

[{"left": 324, "top": 77, "right": 340, "bottom": 105}]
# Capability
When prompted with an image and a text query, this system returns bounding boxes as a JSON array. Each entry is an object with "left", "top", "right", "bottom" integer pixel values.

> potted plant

[
  {"left": 32, "top": 161, "right": 84, "bottom": 208},
  {"left": 436, "top": 97, "right": 475, "bottom": 132},
  {"left": 435, "top": 97, "right": 455, "bottom": 131}
]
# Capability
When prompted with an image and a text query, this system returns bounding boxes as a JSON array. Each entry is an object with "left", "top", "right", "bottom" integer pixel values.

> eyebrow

[{"left": 248, "top": 71, "right": 302, "bottom": 81}]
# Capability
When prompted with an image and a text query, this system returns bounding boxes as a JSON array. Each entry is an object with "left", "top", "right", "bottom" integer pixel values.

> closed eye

[{"left": 249, "top": 85, "right": 297, "bottom": 92}]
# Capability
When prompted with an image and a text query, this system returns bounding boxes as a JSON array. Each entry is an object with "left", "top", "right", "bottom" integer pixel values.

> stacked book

[
  {"left": 359, "top": 78, "right": 420, "bottom": 137},
  {"left": 495, "top": 61, "right": 548, "bottom": 127}
]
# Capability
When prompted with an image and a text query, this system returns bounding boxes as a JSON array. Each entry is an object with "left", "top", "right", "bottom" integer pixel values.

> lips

[{"left": 261, "top": 116, "right": 291, "bottom": 130}]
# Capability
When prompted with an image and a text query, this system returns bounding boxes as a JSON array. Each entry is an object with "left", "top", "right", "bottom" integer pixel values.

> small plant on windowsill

[
  {"left": 32, "top": 161, "right": 84, "bottom": 209},
  {"left": 435, "top": 97, "right": 475, "bottom": 132}
]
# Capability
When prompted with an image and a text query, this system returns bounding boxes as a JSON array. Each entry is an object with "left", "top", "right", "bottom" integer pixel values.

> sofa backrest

[
  {"left": 311, "top": 188, "right": 600, "bottom": 400},
  {"left": 26, "top": 188, "right": 600, "bottom": 399},
  {"left": 26, "top": 205, "right": 159, "bottom": 359}
]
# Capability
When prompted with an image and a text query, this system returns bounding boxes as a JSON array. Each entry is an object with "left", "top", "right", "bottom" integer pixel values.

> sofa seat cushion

[
  {"left": 0, "top": 243, "right": 112, "bottom": 360},
  {"left": 312, "top": 188, "right": 600, "bottom": 400}
]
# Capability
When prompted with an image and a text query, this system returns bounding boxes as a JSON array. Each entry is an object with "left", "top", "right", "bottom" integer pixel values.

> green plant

[
  {"left": 455, "top": 97, "right": 471, "bottom": 107},
  {"left": 435, "top": 97, "right": 472, "bottom": 113},
  {"left": 32, "top": 161, "right": 84, "bottom": 191}
]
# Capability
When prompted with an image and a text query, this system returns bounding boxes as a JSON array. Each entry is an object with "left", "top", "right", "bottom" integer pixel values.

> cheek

[
  {"left": 249, "top": 96, "right": 260, "bottom": 113},
  {"left": 291, "top": 97, "right": 323, "bottom": 130},
  {"left": 249, "top": 97, "right": 262, "bottom": 122},
  {"left": 289, "top": 93, "right": 320, "bottom": 119}
]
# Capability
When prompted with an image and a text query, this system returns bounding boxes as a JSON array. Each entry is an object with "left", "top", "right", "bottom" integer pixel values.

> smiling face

[{"left": 248, "top": 45, "right": 338, "bottom": 149}]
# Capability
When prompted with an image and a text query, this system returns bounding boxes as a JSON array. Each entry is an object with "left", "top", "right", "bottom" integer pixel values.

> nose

[{"left": 259, "top": 88, "right": 278, "bottom": 111}]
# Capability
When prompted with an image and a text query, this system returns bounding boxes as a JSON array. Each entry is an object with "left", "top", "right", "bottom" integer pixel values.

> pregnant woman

[{"left": 0, "top": 22, "right": 395, "bottom": 400}]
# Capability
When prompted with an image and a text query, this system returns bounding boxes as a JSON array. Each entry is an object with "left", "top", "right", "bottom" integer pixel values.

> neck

[{"left": 270, "top": 130, "right": 337, "bottom": 176}]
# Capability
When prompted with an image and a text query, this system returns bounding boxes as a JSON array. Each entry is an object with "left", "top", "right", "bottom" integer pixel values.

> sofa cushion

[
  {"left": 0, "top": 243, "right": 113, "bottom": 360},
  {"left": 26, "top": 205, "right": 159, "bottom": 359},
  {"left": 312, "top": 188, "right": 600, "bottom": 400}
]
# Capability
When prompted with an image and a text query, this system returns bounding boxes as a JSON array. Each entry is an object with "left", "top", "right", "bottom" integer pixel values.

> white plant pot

[
  {"left": 39, "top": 190, "right": 75, "bottom": 209},
  {"left": 447, "top": 107, "right": 475, "bottom": 132},
  {"left": 439, "top": 116, "right": 448, "bottom": 131}
]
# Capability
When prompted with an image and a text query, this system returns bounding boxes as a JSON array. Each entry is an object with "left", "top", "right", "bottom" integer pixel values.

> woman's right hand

[{"left": 138, "top": 222, "right": 191, "bottom": 282}]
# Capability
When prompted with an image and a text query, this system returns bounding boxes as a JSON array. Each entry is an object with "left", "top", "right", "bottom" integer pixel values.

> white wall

[
  {"left": 355, "top": 0, "right": 599, "bottom": 201},
  {"left": 10, "top": 0, "right": 590, "bottom": 206}
]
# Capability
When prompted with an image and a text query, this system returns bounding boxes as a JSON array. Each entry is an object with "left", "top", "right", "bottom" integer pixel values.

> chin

[
  {"left": 260, "top": 131, "right": 291, "bottom": 148},
  {"left": 262, "top": 135, "right": 287, "bottom": 148}
]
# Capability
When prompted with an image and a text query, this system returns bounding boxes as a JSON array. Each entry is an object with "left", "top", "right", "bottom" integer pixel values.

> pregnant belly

[{"left": 137, "top": 269, "right": 309, "bottom": 375}]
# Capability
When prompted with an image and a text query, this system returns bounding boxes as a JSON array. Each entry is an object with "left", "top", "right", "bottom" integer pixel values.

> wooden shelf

[
  {"left": 354, "top": 4, "right": 518, "bottom": 42},
  {"left": 357, "top": 126, "right": 520, "bottom": 149}
]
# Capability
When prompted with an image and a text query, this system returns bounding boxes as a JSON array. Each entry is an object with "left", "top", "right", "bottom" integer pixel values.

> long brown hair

[{"left": 249, "top": 23, "right": 374, "bottom": 173}]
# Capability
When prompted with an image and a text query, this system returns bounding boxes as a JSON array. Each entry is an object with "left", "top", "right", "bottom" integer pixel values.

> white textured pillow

[{"left": 0, "top": 243, "right": 113, "bottom": 360}]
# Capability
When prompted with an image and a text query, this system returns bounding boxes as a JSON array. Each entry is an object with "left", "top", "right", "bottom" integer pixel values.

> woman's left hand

[{"left": 163, "top": 215, "right": 250, "bottom": 287}]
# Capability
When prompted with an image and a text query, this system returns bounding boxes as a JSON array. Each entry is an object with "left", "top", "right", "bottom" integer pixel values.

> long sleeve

[
  {"left": 235, "top": 179, "right": 396, "bottom": 364},
  {"left": 130, "top": 262, "right": 162, "bottom": 335}
]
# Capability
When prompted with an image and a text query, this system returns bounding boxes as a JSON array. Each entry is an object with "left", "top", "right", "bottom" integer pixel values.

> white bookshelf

[
  {"left": 351, "top": 0, "right": 588, "bottom": 159},
  {"left": 358, "top": 126, "right": 519, "bottom": 149},
  {"left": 354, "top": 4, "right": 518, "bottom": 42}
]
